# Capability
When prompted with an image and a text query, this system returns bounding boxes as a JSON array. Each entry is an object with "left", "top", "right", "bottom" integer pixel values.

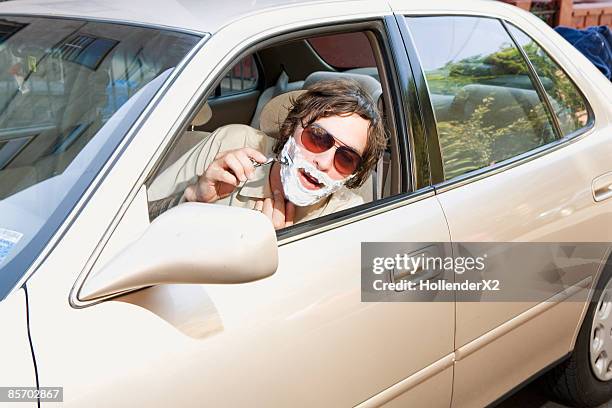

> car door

[
  {"left": 0, "top": 288, "right": 37, "bottom": 408},
  {"left": 393, "top": 3, "right": 612, "bottom": 406},
  {"left": 20, "top": 3, "right": 456, "bottom": 408}
]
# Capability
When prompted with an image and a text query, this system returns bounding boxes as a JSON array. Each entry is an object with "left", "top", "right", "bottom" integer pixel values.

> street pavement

[{"left": 495, "top": 378, "right": 612, "bottom": 407}]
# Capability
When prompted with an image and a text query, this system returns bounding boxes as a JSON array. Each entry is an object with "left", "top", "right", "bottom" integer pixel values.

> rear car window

[
  {"left": 507, "top": 24, "right": 591, "bottom": 136},
  {"left": 405, "top": 16, "right": 558, "bottom": 181},
  {"left": 218, "top": 54, "right": 259, "bottom": 97}
]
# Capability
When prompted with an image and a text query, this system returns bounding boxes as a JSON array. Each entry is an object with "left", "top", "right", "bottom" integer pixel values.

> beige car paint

[
  {"left": 434, "top": 64, "right": 612, "bottom": 408},
  {"left": 1, "top": 0, "right": 610, "bottom": 407},
  {"left": 31, "top": 194, "right": 455, "bottom": 407},
  {"left": 439, "top": 122, "right": 612, "bottom": 343},
  {"left": 79, "top": 203, "right": 278, "bottom": 300},
  {"left": 453, "top": 286, "right": 591, "bottom": 407},
  {"left": 0, "top": 289, "right": 36, "bottom": 408},
  {"left": 363, "top": 365, "right": 454, "bottom": 407}
]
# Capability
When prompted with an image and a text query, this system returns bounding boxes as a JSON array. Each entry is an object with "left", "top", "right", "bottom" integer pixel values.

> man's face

[{"left": 292, "top": 113, "right": 369, "bottom": 191}]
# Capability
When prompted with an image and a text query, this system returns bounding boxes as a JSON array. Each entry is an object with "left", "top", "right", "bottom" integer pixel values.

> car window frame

[
  {"left": 278, "top": 16, "right": 438, "bottom": 243},
  {"left": 144, "top": 16, "right": 436, "bottom": 246},
  {"left": 503, "top": 21, "right": 595, "bottom": 139},
  {"left": 396, "top": 13, "right": 596, "bottom": 193},
  {"left": 207, "top": 53, "right": 264, "bottom": 100}
]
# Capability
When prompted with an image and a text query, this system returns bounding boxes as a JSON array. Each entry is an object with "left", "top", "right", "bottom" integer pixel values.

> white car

[{"left": 0, "top": 0, "right": 611, "bottom": 407}]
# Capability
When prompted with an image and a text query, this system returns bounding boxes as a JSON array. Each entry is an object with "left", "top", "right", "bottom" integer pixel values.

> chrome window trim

[{"left": 3, "top": 35, "right": 210, "bottom": 301}]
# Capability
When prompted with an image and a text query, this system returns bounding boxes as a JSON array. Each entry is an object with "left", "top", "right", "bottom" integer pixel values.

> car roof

[
  {"left": 0, "top": 0, "right": 507, "bottom": 35},
  {"left": 0, "top": 0, "right": 356, "bottom": 34}
]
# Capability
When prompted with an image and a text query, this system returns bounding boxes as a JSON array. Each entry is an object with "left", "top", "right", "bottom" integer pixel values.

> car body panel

[
  {"left": 390, "top": 2, "right": 612, "bottom": 406},
  {"left": 452, "top": 287, "right": 589, "bottom": 407},
  {"left": 28, "top": 192, "right": 453, "bottom": 406},
  {"left": 438, "top": 120, "right": 612, "bottom": 340},
  {"left": 1, "top": 0, "right": 611, "bottom": 406},
  {"left": 0, "top": 0, "right": 390, "bottom": 35},
  {"left": 438, "top": 120, "right": 612, "bottom": 406},
  {"left": 20, "top": 2, "right": 454, "bottom": 407},
  {"left": 0, "top": 289, "right": 36, "bottom": 408}
]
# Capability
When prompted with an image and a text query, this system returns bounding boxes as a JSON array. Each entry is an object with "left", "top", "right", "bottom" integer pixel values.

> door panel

[
  {"left": 27, "top": 195, "right": 453, "bottom": 407},
  {"left": 365, "top": 367, "right": 453, "bottom": 407},
  {"left": 437, "top": 123, "right": 612, "bottom": 407},
  {"left": 438, "top": 131, "right": 612, "bottom": 338},
  {"left": 203, "top": 90, "right": 260, "bottom": 130},
  {"left": 395, "top": 9, "right": 612, "bottom": 405},
  {"left": 0, "top": 289, "right": 37, "bottom": 408},
  {"left": 451, "top": 290, "right": 588, "bottom": 407},
  {"left": 271, "top": 197, "right": 453, "bottom": 405}
]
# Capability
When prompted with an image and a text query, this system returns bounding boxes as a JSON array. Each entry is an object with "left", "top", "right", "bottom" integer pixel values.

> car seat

[{"left": 157, "top": 102, "right": 213, "bottom": 173}]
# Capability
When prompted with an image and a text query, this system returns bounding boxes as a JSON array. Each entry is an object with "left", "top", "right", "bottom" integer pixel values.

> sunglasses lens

[
  {"left": 334, "top": 147, "right": 361, "bottom": 176},
  {"left": 300, "top": 124, "right": 362, "bottom": 176},
  {"left": 301, "top": 125, "right": 334, "bottom": 153}
]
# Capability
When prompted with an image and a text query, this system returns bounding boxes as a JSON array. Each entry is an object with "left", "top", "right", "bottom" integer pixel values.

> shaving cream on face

[{"left": 279, "top": 136, "right": 349, "bottom": 206}]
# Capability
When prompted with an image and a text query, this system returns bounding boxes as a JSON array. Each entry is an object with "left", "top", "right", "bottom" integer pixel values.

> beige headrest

[
  {"left": 191, "top": 102, "right": 212, "bottom": 127},
  {"left": 259, "top": 90, "right": 306, "bottom": 138}
]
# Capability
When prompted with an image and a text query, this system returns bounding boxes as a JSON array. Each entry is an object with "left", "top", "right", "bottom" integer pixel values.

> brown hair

[{"left": 273, "top": 78, "right": 387, "bottom": 189}]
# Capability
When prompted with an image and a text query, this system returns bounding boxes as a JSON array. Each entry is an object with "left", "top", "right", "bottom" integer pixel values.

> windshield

[{"left": 0, "top": 16, "right": 200, "bottom": 297}]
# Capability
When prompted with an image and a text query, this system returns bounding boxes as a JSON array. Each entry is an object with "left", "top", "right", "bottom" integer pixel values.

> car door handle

[
  {"left": 393, "top": 267, "right": 443, "bottom": 284},
  {"left": 389, "top": 245, "right": 444, "bottom": 291},
  {"left": 593, "top": 173, "right": 612, "bottom": 202},
  {"left": 393, "top": 264, "right": 423, "bottom": 281}
]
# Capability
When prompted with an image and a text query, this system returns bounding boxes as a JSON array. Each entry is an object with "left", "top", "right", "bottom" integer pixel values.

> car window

[
  {"left": 506, "top": 24, "right": 591, "bottom": 136},
  {"left": 210, "top": 55, "right": 259, "bottom": 98},
  {"left": 0, "top": 16, "right": 200, "bottom": 298},
  {"left": 147, "top": 27, "right": 402, "bottom": 231},
  {"left": 405, "top": 16, "right": 558, "bottom": 181}
]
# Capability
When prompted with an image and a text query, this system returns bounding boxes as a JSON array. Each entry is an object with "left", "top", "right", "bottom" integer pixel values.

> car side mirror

[{"left": 79, "top": 202, "right": 278, "bottom": 301}]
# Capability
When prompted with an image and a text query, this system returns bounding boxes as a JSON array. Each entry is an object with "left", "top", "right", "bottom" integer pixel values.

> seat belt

[{"left": 375, "top": 157, "right": 384, "bottom": 200}]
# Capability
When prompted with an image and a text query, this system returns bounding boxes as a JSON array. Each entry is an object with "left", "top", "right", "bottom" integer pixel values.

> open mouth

[{"left": 298, "top": 168, "right": 324, "bottom": 190}]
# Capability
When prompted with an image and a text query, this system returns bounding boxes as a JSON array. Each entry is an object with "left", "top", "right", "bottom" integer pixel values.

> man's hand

[
  {"left": 184, "top": 147, "right": 267, "bottom": 203},
  {"left": 254, "top": 190, "right": 295, "bottom": 230}
]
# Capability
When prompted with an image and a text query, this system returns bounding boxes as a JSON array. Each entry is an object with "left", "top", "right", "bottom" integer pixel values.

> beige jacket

[{"left": 148, "top": 124, "right": 363, "bottom": 223}]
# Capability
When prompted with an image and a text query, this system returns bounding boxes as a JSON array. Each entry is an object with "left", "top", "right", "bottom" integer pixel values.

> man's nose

[{"left": 313, "top": 148, "right": 335, "bottom": 172}]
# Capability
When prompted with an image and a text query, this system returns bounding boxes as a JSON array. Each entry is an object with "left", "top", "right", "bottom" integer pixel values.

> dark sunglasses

[{"left": 299, "top": 123, "right": 362, "bottom": 177}]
